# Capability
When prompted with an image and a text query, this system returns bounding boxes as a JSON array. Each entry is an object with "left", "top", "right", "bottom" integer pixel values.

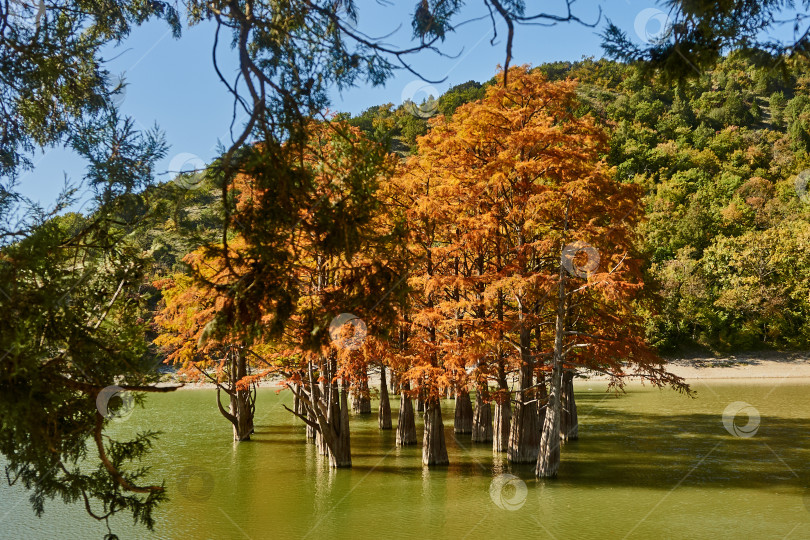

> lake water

[{"left": 1, "top": 381, "right": 809, "bottom": 539}]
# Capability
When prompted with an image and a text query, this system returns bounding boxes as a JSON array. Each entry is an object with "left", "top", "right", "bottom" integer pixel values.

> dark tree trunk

[
  {"left": 247, "top": 383, "right": 256, "bottom": 435},
  {"left": 416, "top": 386, "right": 425, "bottom": 413},
  {"left": 538, "top": 371, "right": 548, "bottom": 401},
  {"left": 560, "top": 371, "right": 578, "bottom": 442},
  {"left": 306, "top": 364, "right": 318, "bottom": 441},
  {"left": 327, "top": 384, "right": 351, "bottom": 468},
  {"left": 352, "top": 372, "right": 372, "bottom": 414},
  {"left": 391, "top": 371, "right": 400, "bottom": 395},
  {"left": 324, "top": 355, "right": 351, "bottom": 468},
  {"left": 471, "top": 389, "right": 493, "bottom": 443},
  {"left": 508, "top": 326, "right": 539, "bottom": 463},
  {"left": 396, "top": 382, "right": 417, "bottom": 446},
  {"left": 379, "top": 365, "right": 392, "bottom": 430},
  {"left": 222, "top": 347, "right": 253, "bottom": 442},
  {"left": 453, "top": 389, "right": 473, "bottom": 434},
  {"left": 537, "top": 257, "right": 568, "bottom": 478},
  {"left": 422, "top": 399, "right": 449, "bottom": 466}
]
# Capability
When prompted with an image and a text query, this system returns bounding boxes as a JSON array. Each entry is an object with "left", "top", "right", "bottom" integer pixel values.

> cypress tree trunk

[
  {"left": 471, "top": 389, "right": 493, "bottom": 443},
  {"left": 537, "top": 371, "right": 548, "bottom": 427},
  {"left": 560, "top": 371, "right": 578, "bottom": 442},
  {"left": 453, "top": 389, "right": 473, "bottom": 434},
  {"left": 416, "top": 386, "right": 425, "bottom": 413},
  {"left": 327, "top": 383, "right": 351, "bottom": 468},
  {"left": 492, "top": 373, "right": 511, "bottom": 452},
  {"left": 422, "top": 399, "right": 449, "bottom": 466},
  {"left": 323, "top": 352, "right": 352, "bottom": 468},
  {"left": 492, "top": 244, "right": 510, "bottom": 453},
  {"left": 293, "top": 383, "right": 302, "bottom": 416},
  {"left": 306, "top": 364, "right": 319, "bottom": 441},
  {"left": 287, "top": 353, "right": 357, "bottom": 467},
  {"left": 508, "top": 326, "right": 539, "bottom": 463},
  {"left": 379, "top": 365, "right": 392, "bottom": 430},
  {"left": 396, "top": 382, "right": 417, "bottom": 446},
  {"left": 537, "top": 259, "right": 568, "bottom": 478},
  {"left": 247, "top": 383, "right": 256, "bottom": 436},
  {"left": 317, "top": 377, "right": 329, "bottom": 456},
  {"left": 391, "top": 371, "right": 400, "bottom": 395},
  {"left": 229, "top": 393, "right": 252, "bottom": 441},
  {"left": 538, "top": 371, "right": 548, "bottom": 400},
  {"left": 352, "top": 372, "right": 372, "bottom": 414},
  {"left": 227, "top": 347, "right": 253, "bottom": 442}
]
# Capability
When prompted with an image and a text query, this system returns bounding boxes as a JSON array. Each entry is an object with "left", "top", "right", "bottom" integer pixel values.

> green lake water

[{"left": 1, "top": 381, "right": 809, "bottom": 539}]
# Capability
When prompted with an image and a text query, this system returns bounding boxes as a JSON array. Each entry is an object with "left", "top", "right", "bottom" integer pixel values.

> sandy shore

[{"left": 661, "top": 352, "right": 810, "bottom": 380}]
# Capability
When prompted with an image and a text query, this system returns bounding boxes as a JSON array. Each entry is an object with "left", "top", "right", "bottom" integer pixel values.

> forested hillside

[
  {"left": 337, "top": 55, "right": 810, "bottom": 352},
  {"left": 133, "top": 54, "right": 810, "bottom": 356}
]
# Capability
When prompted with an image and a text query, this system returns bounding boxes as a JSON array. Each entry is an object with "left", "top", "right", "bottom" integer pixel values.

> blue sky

[{"left": 7, "top": 1, "right": 742, "bottom": 207}]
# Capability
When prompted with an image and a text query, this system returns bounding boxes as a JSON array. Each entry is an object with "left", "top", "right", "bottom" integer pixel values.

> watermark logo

[
  {"left": 402, "top": 80, "right": 439, "bottom": 119},
  {"left": 169, "top": 153, "right": 206, "bottom": 190},
  {"left": 489, "top": 473, "right": 527, "bottom": 511},
  {"left": 328, "top": 313, "right": 367, "bottom": 350},
  {"left": 722, "top": 401, "right": 760, "bottom": 438},
  {"left": 176, "top": 466, "right": 215, "bottom": 502},
  {"left": 634, "top": 8, "right": 671, "bottom": 44},
  {"left": 561, "top": 241, "right": 600, "bottom": 278},
  {"left": 96, "top": 385, "right": 135, "bottom": 422},
  {"left": 795, "top": 170, "right": 810, "bottom": 205}
]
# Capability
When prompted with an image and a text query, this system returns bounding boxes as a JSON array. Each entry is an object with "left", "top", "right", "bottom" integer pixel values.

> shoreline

[
  {"left": 163, "top": 352, "right": 810, "bottom": 390},
  {"left": 661, "top": 352, "right": 810, "bottom": 381}
]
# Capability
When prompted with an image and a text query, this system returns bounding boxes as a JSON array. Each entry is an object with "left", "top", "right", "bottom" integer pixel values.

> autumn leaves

[
  {"left": 154, "top": 66, "right": 683, "bottom": 475},
  {"left": 390, "top": 66, "right": 685, "bottom": 474}
]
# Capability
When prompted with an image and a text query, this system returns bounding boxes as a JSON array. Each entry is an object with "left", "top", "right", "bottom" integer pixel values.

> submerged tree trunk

[
  {"left": 422, "top": 399, "right": 449, "bottom": 466},
  {"left": 508, "top": 326, "right": 540, "bottom": 463},
  {"left": 471, "top": 389, "right": 493, "bottom": 443},
  {"left": 560, "top": 370, "right": 578, "bottom": 442},
  {"left": 284, "top": 354, "right": 354, "bottom": 467},
  {"left": 216, "top": 346, "right": 254, "bottom": 442},
  {"left": 379, "top": 365, "right": 392, "bottom": 430},
  {"left": 352, "top": 371, "right": 372, "bottom": 414},
  {"left": 317, "top": 377, "right": 329, "bottom": 455},
  {"left": 305, "top": 364, "right": 318, "bottom": 441},
  {"left": 493, "top": 399, "right": 511, "bottom": 451},
  {"left": 293, "top": 383, "right": 301, "bottom": 415},
  {"left": 247, "top": 383, "right": 256, "bottom": 435},
  {"left": 396, "top": 382, "right": 417, "bottom": 446},
  {"left": 453, "top": 389, "right": 473, "bottom": 434},
  {"left": 492, "top": 374, "right": 511, "bottom": 452},
  {"left": 537, "top": 258, "right": 568, "bottom": 478},
  {"left": 327, "top": 384, "right": 351, "bottom": 467},
  {"left": 324, "top": 354, "right": 351, "bottom": 468}
]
